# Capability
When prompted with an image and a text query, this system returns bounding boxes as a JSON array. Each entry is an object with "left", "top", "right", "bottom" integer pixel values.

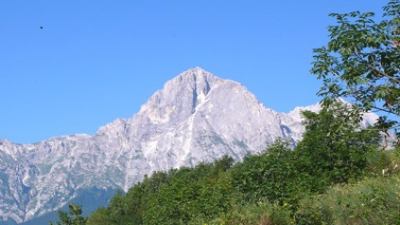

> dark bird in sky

[{"left": 40, "top": 26, "right": 43, "bottom": 29}]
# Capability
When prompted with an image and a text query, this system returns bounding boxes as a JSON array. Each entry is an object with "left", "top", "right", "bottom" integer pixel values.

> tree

[
  {"left": 231, "top": 141, "right": 302, "bottom": 207},
  {"left": 50, "top": 204, "right": 87, "bottom": 225},
  {"left": 296, "top": 102, "right": 380, "bottom": 184},
  {"left": 311, "top": 0, "right": 400, "bottom": 137}
]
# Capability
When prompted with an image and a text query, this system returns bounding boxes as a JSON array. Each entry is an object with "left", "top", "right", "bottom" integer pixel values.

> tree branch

[
  {"left": 353, "top": 52, "right": 400, "bottom": 84},
  {"left": 368, "top": 64, "right": 400, "bottom": 85},
  {"left": 371, "top": 105, "right": 399, "bottom": 116}
]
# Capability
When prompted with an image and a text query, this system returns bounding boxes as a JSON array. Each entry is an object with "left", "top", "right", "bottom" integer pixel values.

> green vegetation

[
  {"left": 50, "top": 204, "right": 87, "bottom": 225},
  {"left": 52, "top": 102, "right": 398, "bottom": 225},
  {"left": 295, "top": 172, "right": 400, "bottom": 225},
  {"left": 311, "top": 0, "right": 400, "bottom": 145},
  {"left": 311, "top": 0, "right": 399, "bottom": 119},
  {"left": 51, "top": 1, "right": 399, "bottom": 224},
  {"left": 232, "top": 103, "right": 380, "bottom": 209}
]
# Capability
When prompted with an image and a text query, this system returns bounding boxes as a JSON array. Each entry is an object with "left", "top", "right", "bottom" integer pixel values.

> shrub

[
  {"left": 295, "top": 175, "right": 400, "bottom": 225},
  {"left": 208, "top": 203, "right": 292, "bottom": 225}
]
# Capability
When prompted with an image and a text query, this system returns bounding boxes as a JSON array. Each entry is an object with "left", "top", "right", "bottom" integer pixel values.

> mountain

[{"left": 0, "top": 67, "right": 378, "bottom": 224}]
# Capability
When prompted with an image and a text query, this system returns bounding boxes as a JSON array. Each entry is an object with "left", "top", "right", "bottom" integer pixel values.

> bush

[
  {"left": 365, "top": 150, "right": 400, "bottom": 177},
  {"left": 231, "top": 141, "right": 302, "bottom": 206},
  {"left": 295, "top": 175, "right": 400, "bottom": 225},
  {"left": 208, "top": 203, "right": 292, "bottom": 225},
  {"left": 296, "top": 103, "right": 380, "bottom": 185}
]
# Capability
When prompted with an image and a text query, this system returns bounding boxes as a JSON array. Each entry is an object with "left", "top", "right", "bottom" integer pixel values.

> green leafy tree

[
  {"left": 86, "top": 208, "right": 112, "bottom": 225},
  {"left": 142, "top": 159, "right": 236, "bottom": 225},
  {"left": 296, "top": 103, "right": 380, "bottom": 185},
  {"left": 232, "top": 104, "right": 380, "bottom": 211},
  {"left": 231, "top": 141, "right": 300, "bottom": 205},
  {"left": 311, "top": 0, "right": 400, "bottom": 136},
  {"left": 50, "top": 204, "right": 87, "bottom": 225}
]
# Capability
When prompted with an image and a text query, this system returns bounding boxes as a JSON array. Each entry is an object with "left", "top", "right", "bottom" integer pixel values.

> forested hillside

[{"left": 51, "top": 103, "right": 400, "bottom": 225}]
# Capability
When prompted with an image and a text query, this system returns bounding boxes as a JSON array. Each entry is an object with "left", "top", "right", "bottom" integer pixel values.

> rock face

[{"left": 0, "top": 67, "right": 378, "bottom": 223}]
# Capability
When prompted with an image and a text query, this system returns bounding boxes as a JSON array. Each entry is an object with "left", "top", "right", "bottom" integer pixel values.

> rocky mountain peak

[
  {"left": 0, "top": 68, "right": 380, "bottom": 224},
  {"left": 166, "top": 66, "right": 222, "bottom": 96},
  {"left": 135, "top": 68, "right": 230, "bottom": 126}
]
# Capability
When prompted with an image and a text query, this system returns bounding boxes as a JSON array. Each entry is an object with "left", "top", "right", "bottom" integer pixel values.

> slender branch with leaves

[{"left": 311, "top": 0, "right": 400, "bottom": 141}]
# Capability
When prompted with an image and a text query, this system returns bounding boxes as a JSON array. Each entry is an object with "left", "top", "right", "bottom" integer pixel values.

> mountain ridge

[{"left": 0, "top": 68, "right": 377, "bottom": 224}]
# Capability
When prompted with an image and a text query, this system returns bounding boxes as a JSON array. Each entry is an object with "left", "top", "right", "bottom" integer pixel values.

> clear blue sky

[{"left": 0, "top": 1, "right": 384, "bottom": 143}]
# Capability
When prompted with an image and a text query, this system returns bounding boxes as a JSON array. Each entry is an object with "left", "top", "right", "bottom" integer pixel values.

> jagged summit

[
  {"left": 135, "top": 67, "right": 231, "bottom": 126},
  {"left": 163, "top": 67, "right": 222, "bottom": 97},
  {"left": 0, "top": 68, "right": 378, "bottom": 224},
  {"left": 177, "top": 66, "right": 218, "bottom": 78},
  {"left": 167, "top": 67, "right": 221, "bottom": 88}
]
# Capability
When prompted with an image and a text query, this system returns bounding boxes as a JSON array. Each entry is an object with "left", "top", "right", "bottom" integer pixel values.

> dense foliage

[
  {"left": 295, "top": 171, "right": 400, "bottom": 225},
  {"left": 51, "top": 102, "right": 387, "bottom": 225},
  {"left": 232, "top": 103, "right": 379, "bottom": 210}
]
